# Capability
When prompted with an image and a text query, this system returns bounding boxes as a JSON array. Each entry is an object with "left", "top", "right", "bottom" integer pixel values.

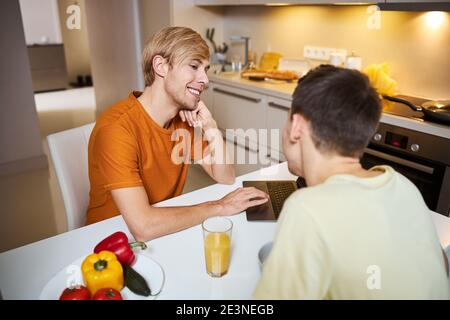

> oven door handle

[{"left": 364, "top": 148, "right": 434, "bottom": 175}]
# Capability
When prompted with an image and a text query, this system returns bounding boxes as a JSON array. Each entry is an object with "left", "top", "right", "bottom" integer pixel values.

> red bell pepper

[{"left": 94, "top": 231, "right": 147, "bottom": 266}]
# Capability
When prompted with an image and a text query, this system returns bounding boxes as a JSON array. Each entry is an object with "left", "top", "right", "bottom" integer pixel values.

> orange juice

[{"left": 204, "top": 232, "right": 231, "bottom": 277}]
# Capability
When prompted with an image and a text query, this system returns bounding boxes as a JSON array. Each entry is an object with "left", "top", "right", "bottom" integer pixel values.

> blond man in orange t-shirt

[{"left": 87, "top": 27, "right": 268, "bottom": 241}]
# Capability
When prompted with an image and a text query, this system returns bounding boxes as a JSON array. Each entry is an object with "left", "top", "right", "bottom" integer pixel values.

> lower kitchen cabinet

[
  {"left": 212, "top": 84, "right": 266, "bottom": 144},
  {"left": 225, "top": 139, "right": 277, "bottom": 176},
  {"left": 210, "top": 80, "right": 291, "bottom": 165},
  {"left": 201, "top": 84, "right": 215, "bottom": 117},
  {"left": 266, "top": 97, "right": 290, "bottom": 162}
]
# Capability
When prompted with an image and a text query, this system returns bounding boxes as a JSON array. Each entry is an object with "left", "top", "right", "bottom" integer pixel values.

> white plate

[{"left": 39, "top": 253, "right": 165, "bottom": 300}]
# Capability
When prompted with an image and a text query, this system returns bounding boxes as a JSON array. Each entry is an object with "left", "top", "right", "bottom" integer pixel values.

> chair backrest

[{"left": 47, "top": 123, "right": 95, "bottom": 231}]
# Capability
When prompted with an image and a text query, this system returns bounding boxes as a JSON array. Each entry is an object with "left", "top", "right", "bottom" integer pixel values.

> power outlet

[{"left": 303, "top": 45, "right": 348, "bottom": 61}]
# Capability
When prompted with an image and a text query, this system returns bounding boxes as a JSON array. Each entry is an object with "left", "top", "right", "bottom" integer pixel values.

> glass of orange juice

[{"left": 202, "top": 216, "right": 233, "bottom": 277}]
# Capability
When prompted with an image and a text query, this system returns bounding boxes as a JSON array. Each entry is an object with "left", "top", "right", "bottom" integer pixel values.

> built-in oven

[{"left": 361, "top": 122, "right": 450, "bottom": 217}]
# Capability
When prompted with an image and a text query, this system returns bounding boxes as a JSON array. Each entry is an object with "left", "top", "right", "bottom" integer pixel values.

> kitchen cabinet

[
  {"left": 266, "top": 97, "right": 290, "bottom": 162},
  {"left": 385, "top": 1, "right": 449, "bottom": 3},
  {"left": 379, "top": 1, "right": 450, "bottom": 11},
  {"left": 201, "top": 84, "right": 215, "bottom": 118},
  {"left": 225, "top": 140, "right": 268, "bottom": 176},
  {"left": 212, "top": 84, "right": 266, "bottom": 151},
  {"left": 210, "top": 80, "right": 290, "bottom": 163},
  {"left": 196, "top": 0, "right": 380, "bottom": 6},
  {"left": 27, "top": 44, "right": 68, "bottom": 92}
]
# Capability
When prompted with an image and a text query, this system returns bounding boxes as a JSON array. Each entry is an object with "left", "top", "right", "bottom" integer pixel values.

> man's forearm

[{"left": 129, "top": 201, "right": 222, "bottom": 242}]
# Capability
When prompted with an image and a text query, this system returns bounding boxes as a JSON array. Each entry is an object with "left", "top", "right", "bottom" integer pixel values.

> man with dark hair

[{"left": 254, "top": 65, "right": 449, "bottom": 299}]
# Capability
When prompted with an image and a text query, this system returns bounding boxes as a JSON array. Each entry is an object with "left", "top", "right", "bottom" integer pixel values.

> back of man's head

[{"left": 291, "top": 65, "right": 381, "bottom": 158}]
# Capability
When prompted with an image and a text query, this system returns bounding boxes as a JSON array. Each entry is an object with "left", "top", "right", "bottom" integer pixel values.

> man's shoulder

[
  {"left": 96, "top": 94, "right": 141, "bottom": 128},
  {"left": 93, "top": 95, "right": 143, "bottom": 136}
]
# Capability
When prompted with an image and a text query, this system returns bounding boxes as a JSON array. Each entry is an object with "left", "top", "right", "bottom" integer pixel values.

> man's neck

[
  {"left": 303, "top": 149, "right": 381, "bottom": 187},
  {"left": 137, "top": 85, "right": 179, "bottom": 129}
]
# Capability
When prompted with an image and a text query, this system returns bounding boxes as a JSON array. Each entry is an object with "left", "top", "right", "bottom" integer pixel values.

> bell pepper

[
  {"left": 81, "top": 250, "right": 124, "bottom": 295},
  {"left": 94, "top": 231, "right": 147, "bottom": 266}
]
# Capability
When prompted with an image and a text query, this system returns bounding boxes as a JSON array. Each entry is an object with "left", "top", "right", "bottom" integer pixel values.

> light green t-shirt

[{"left": 254, "top": 165, "right": 450, "bottom": 300}]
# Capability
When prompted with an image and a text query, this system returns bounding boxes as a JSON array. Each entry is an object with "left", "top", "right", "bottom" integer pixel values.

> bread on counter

[{"left": 241, "top": 69, "right": 300, "bottom": 82}]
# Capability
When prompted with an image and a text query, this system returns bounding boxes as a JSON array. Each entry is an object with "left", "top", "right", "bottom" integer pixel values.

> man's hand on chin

[{"left": 179, "top": 101, "right": 217, "bottom": 131}]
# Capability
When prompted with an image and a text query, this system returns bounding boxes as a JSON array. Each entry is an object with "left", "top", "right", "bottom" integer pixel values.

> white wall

[
  {"left": 139, "top": 0, "right": 173, "bottom": 46},
  {"left": 171, "top": 0, "right": 225, "bottom": 47},
  {"left": 139, "top": 0, "right": 225, "bottom": 61},
  {"left": 19, "top": 0, "right": 62, "bottom": 45},
  {"left": 57, "top": 0, "right": 92, "bottom": 84},
  {"left": 85, "top": 0, "right": 144, "bottom": 115},
  {"left": 0, "top": 0, "right": 46, "bottom": 175}
]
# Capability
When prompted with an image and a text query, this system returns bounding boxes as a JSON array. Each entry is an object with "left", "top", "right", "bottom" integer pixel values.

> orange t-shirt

[{"left": 86, "top": 91, "right": 206, "bottom": 225}]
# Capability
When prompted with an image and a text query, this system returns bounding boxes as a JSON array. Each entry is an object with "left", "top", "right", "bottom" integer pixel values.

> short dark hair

[{"left": 291, "top": 65, "right": 381, "bottom": 158}]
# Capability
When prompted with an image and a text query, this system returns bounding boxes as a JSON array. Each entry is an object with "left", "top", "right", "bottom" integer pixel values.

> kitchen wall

[
  {"left": 171, "top": 0, "right": 225, "bottom": 46},
  {"left": 0, "top": 0, "right": 56, "bottom": 252},
  {"left": 85, "top": 0, "right": 144, "bottom": 115},
  {"left": 57, "top": 0, "right": 92, "bottom": 85},
  {"left": 139, "top": 0, "right": 225, "bottom": 62},
  {"left": 18, "top": 0, "right": 62, "bottom": 45},
  {"left": 0, "top": 0, "right": 47, "bottom": 175},
  {"left": 222, "top": 5, "right": 450, "bottom": 99},
  {"left": 139, "top": 0, "right": 173, "bottom": 46}
]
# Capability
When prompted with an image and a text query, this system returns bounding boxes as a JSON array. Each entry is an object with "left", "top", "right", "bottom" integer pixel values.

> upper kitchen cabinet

[
  {"left": 195, "top": 0, "right": 380, "bottom": 5},
  {"left": 385, "top": 0, "right": 449, "bottom": 2},
  {"left": 239, "top": 0, "right": 378, "bottom": 3},
  {"left": 380, "top": 1, "right": 450, "bottom": 11}
]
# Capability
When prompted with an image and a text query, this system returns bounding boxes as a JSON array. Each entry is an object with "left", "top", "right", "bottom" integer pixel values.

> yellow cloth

[
  {"left": 254, "top": 166, "right": 449, "bottom": 300},
  {"left": 363, "top": 63, "right": 398, "bottom": 96}
]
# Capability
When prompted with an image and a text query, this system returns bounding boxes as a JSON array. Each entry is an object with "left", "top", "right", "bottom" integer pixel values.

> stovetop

[{"left": 382, "top": 95, "right": 430, "bottom": 122}]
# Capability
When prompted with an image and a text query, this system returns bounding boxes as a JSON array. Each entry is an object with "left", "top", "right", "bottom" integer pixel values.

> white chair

[{"left": 47, "top": 123, "right": 95, "bottom": 231}]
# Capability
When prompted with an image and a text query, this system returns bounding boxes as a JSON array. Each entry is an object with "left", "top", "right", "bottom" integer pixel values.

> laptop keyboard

[{"left": 266, "top": 181, "right": 297, "bottom": 218}]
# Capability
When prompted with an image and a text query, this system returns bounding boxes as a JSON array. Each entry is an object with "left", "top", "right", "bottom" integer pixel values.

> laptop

[{"left": 244, "top": 177, "right": 307, "bottom": 221}]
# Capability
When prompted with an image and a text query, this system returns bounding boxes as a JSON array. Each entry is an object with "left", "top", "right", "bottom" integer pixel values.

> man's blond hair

[{"left": 142, "top": 26, "right": 210, "bottom": 87}]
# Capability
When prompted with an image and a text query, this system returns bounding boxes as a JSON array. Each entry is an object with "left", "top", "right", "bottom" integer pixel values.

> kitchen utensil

[
  {"left": 230, "top": 35, "right": 251, "bottom": 67},
  {"left": 231, "top": 54, "right": 242, "bottom": 72},
  {"left": 383, "top": 95, "right": 450, "bottom": 125},
  {"left": 222, "top": 43, "right": 228, "bottom": 54},
  {"left": 345, "top": 55, "right": 362, "bottom": 70},
  {"left": 329, "top": 52, "right": 346, "bottom": 67},
  {"left": 206, "top": 28, "right": 217, "bottom": 53}
]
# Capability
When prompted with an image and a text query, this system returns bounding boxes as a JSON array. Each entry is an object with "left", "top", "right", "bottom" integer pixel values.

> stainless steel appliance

[{"left": 361, "top": 96, "right": 450, "bottom": 217}]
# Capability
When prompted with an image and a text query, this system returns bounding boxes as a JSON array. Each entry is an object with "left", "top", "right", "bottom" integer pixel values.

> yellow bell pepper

[{"left": 81, "top": 250, "right": 124, "bottom": 295}]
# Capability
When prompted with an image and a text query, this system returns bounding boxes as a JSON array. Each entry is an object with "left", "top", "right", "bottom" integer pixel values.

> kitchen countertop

[
  {"left": 209, "top": 73, "right": 450, "bottom": 139},
  {"left": 210, "top": 72, "right": 297, "bottom": 100}
]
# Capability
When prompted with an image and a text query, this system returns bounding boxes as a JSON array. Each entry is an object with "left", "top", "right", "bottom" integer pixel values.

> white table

[{"left": 1, "top": 162, "right": 449, "bottom": 300}]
